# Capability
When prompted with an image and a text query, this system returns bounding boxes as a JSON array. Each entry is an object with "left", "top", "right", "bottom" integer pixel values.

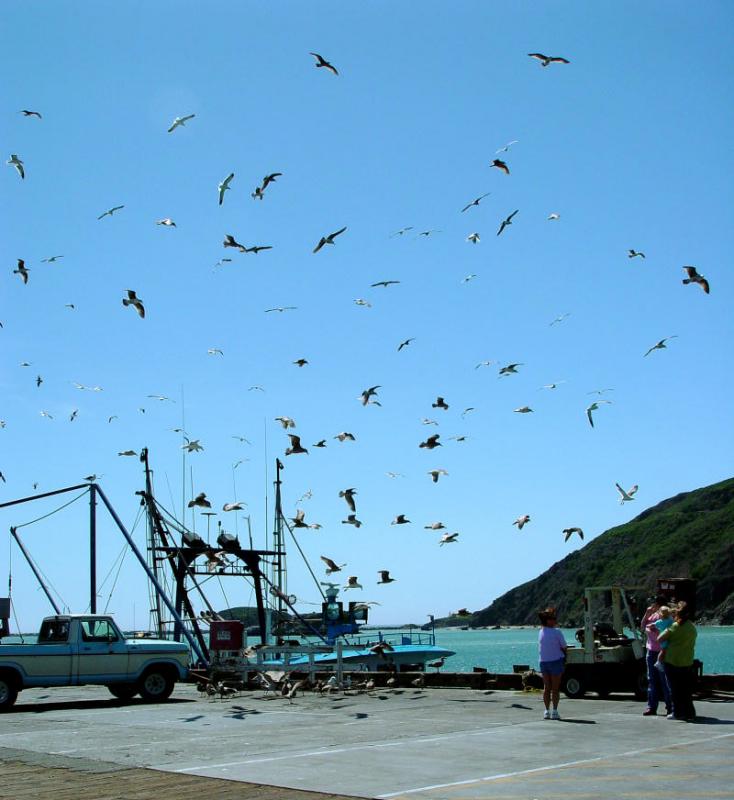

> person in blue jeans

[
  {"left": 538, "top": 607, "right": 567, "bottom": 720},
  {"left": 640, "top": 595, "right": 672, "bottom": 716}
]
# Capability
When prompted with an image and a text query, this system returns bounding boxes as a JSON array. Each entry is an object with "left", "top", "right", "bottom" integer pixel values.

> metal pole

[
  {"left": 10, "top": 527, "right": 61, "bottom": 614},
  {"left": 93, "top": 484, "right": 207, "bottom": 664},
  {"left": 89, "top": 483, "right": 97, "bottom": 613}
]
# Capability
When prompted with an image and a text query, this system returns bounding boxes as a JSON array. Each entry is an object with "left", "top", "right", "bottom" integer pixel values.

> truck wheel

[
  {"left": 108, "top": 684, "right": 138, "bottom": 700},
  {"left": 0, "top": 676, "right": 19, "bottom": 711},
  {"left": 563, "top": 674, "right": 586, "bottom": 699},
  {"left": 138, "top": 669, "right": 175, "bottom": 702},
  {"left": 634, "top": 670, "right": 648, "bottom": 701}
]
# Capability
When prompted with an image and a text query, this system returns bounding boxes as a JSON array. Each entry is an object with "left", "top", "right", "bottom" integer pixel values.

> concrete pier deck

[{"left": 1, "top": 684, "right": 732, "bottom": 799}]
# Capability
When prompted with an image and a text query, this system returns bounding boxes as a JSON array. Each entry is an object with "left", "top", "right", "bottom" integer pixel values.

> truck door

[
  {"left": 26, "top": 619, "right": 74, "bottom": 685},
  {"left": 74, "top": 619, "right": 130, "bottom": 684}
]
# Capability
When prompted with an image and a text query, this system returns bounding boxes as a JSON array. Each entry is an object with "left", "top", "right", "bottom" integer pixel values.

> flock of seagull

[{"left": 4, "top": 47, "right": 715, "bottom": 620}]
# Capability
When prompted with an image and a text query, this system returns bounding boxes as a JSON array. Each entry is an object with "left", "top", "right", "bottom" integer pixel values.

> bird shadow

[
  {"left": 225, "top": 706, "right": 261, "bottom": 720},
  {"left": 180, "top": 714, "right": 205, "bottom": 722},
  {"left": 560, "top": 718, "right": 596, "bottom": 724},
  {"left": 352, "top": 712, "right": 369, "bottom": 719},
  {"left": 13, "top": 697, "right": 192, "bottom": 714},
  {"left": 508, "top": 703, "right": 532, "bottom": 710}
]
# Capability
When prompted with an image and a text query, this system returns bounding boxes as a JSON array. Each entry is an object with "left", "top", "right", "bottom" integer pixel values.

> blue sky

[{"left": 1, "top": 2, "right": 732, "bottom": 631}]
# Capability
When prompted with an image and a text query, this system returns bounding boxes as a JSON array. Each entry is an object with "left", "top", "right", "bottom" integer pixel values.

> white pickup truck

[{"left": 0, "top": 614, "right": 190, "bottom": 710}]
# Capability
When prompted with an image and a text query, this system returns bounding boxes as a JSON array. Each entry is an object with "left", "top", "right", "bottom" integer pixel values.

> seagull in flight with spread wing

[
  {"left": 490, "top": 159, "right": 510, "bottom": 175},
  {"left": 615, "top": 483, "right": 639, "bottom": 504},
  {"left": 7, "top": 154, "right": 25, "bottom": 179},
  {"left": 398, "top": 337, "right": 415, "bottom": 351},
  {"left": 20, "top": 109, "right": 42, "bottom": 118},
  {"left": 313, "top": 226, "right": 347, "bottom": 253},
  {"left": 682, "top": 266, "right": 710, "bottom": 294},
  {"left": 97, "top": 205, "right": 124, "bottom": 220},
  {"left": 371, "top": 280, "right": 400, "bottom": 288},
  {"left": 496, "top": 140, "right": 518, "bottom": 154},
  {"left": 14, "top": 259, "right": 29, "bottom": 284},
  {"left": 644, "top": 336, "right": 678, "bottom": 357},
  {"left": 586, "top": 400, "right": 612, "bottom": 428},
  {"left": 122, "top": 289, "right": 145, "bottom": 318},
  {"left": 563, "top": 527, "right": 584, "bottom": 542},
  {"left": 528, "top": 53, "right": 571, "bottom": 67},
  {"left": 461, "top": 193, "right": 491, "bottom": 213},
  {"left": 309, "top": 52, "right": 338, "bottom": 75},
  {"left": 497, "top": 210, "right": 519, "bottom": 236},
  {"left": 167, "top": 114, "right": 195, "bottom": 133},
  {"left": 218, "top": 173, "right": 234, "bottom": 205}
]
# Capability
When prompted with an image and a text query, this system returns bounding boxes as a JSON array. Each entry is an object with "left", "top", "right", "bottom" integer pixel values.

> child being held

[{"left": 652, "top": 606, "right": 674, "bottom": 671}]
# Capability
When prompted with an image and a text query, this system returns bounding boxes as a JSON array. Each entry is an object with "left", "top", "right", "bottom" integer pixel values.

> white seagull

[
  {"left": 7, "top": 154, "right": 24, "bottom": 179},
  {"left": 218, "top": 173, "right": 234, "bottom": 205},
  {"left": 167, "top": 114, "right": 195, "bottom": 133},
  {"left": 615, "top": 483, "right": 639, "bottom": 504}
]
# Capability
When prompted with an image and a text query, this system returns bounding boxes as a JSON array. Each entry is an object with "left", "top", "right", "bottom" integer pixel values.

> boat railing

[{"left": 345, "top": 629, "right": 436, "bottom": 647}]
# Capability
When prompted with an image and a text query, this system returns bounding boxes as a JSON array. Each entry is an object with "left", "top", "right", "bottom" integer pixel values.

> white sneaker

[
  {"left": 550, "top": 709, "right": 561, "bottom": 720},
  {"left": 543, "top": 709, "right": 550, "bottom": 719}
]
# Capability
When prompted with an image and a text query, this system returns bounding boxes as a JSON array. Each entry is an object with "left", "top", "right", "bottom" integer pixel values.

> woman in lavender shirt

[{"left": 538, "top": 607, "right": 567, "bottom": 720}]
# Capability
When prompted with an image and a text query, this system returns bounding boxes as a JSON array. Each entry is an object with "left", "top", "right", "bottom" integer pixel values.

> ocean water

[
  {"left": 432, "top": 626, "right": 734, "bottom": 674},
  {"left": 4, "top": 625, "right": 732, "bottom": 674}
]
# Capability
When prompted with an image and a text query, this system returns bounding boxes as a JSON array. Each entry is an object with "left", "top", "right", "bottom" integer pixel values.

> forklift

[{"left": 561, "top": 578, "right": 698, "bottom": 699}]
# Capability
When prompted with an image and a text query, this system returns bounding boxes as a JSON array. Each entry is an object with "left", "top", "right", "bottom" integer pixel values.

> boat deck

[{"left": 2, "top": 683, "right": 733, "bottom": 799}]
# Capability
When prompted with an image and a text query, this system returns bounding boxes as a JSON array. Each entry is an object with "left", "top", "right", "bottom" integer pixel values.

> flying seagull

[
  {"left": 361, "top": 385, "right": 381, "bottom": 406},
  {"left": 644, "top": 336, "right": 678, "bottom": 357},
  {"left": 496, "top": 140, "right": 518, "bottom": 153},
  {"left": 6, "top": 154, "right": 24, "bottom": 179},
  {"left": 157, "top": 218, "right": 176, "bottom": 227},
  {"left": 397, "top": 337, "right": 415, "bottom": 351},
  {"left": 293, "top": 358, "right": 308, "bottom": 367},
  {"left": 41, "top": 255, "right": 64, "bottom": 263},
  {"left": 275, "top": 416, "right": 296, "bottom": 429},
  {"left": 118, "top": 449, "right": 137, "bottom": 457},
  {"left": 244, "top": 245, "right": 273, "bottom": 254},
  {"left": 285, "top": 434, "right": 308, "bottom": 455},
  {"left": 461, "top": 192, "right": 491, "bottom": 213},
  {"left": 419, "top": 433, "right": 441, "bottom": 449},
  {"left": 514, "top": 406, "right": 534, "bottom": 414},
  {"left": 391, "top": 514, "right": 410, "bottom": 525},
  {"left": 342, "top": 514, "right": 362, "bottom": 528},
  {"left": 466, "top": 233, "right": 480, "bottom": 244},
  {"left": 208, "top": 348, "right": 224, "bottom": 356},
  {"left": 390, "top": 226, "right": 413, "bottom": 237},
  {"left": 313, "top": 226, "right": 347, "bottom": 253},
  {"left": 188, "top": 492, "right": 211, "bottom": 509},
  {"left": 344, "top": 575, "right": 363, "bottom": 589},
  {"left": 513, "top": 515, "right": 531, "bottom": 530},
  {"left": 377, "top": 570, "right": 396, "bottom": 584},
  {"left": 432, "top": 397, "right": 449, "bottom": 410},
  {"left": 497, "top": 209, "right": 519, "bottom": 236},
  {"left": 182, "top": 439, "right": 204, "bottom": 452},
  {"left": 550, "top": 312, "right": 571, "bottom": 326},
  {"left": 309, "top": 52, "right": 338, "bottom": 75},
  {"left": 439, "top": 532, "right": 459, "bottom": 546},
  {"left": 122, "top": 289, "right": 145, "bottom": 318},
  {"left": 490, "top": 159, "right": 510, "bottom": 175},
  {"left": 334, "top": 431, "right": 356, "bottom": 442},
  {"left": 97, "top": 205, "right": 124, "bottom": 220},
  {"left": 499, "top": 362, "right": 523, "bottom": 376},
  {"left": 428, "top": 469, "right": 448, "bottom": 483},
  {"left": 14, "top": 259, "right": 29, "bottom": 284},
  {"left": 586, "top": 400, "right": 612, "bottom": 428},
  {"left": 265, "top": 306, "right": 297, "bottom": 313},
  {"left": 167, "top": 114, "right": 195, "bottom": 133},
  {"left": 628, "top": 249, "right": 645, "bottom": 259},
  {"left": 547, "top": 212, "right": 560, "bottom": 221},
  {"left": 615, "top": 483, "right": 639, "bottom": 504},
  {"left": 371, "top": 280, "right": 400, "bottom": 288},
  {"left": 223, "top": 501, "right": 247, "bottom": 512},
  {"left": 528, "top": 53, "right": 571, "bottom": 67},
  {"left": 321, "top": 556, "right": 346, "bottom": 575},
  {"left": 339, "top": 488, "right": 357, "bottom": 512},
  {"left": 223, "top": 234, "right": 246, "bottom": 251},
  {"left": 20, "top": 109, "right": 42, "bottom": 118},
  {"left": 218, "top": 173, "right": 234, "bottom": 206},
  {"left": 682, "top": 266, "right": 710, "bottom": 294},
  {"left": 563, "top": 527, "right": 584, "bottom": 542}
]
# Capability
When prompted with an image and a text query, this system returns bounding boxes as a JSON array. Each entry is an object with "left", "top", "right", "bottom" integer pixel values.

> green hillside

[{"left": 455, "top": 478, "right": 734, "bottom": 627}]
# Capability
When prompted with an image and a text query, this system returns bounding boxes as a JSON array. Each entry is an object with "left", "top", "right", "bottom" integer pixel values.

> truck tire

[
  {"left": 0, "top": 674, "right": 19, "bottom": 711},
  {"left": 138, "top": 668, "right": 175, "bottom": 702},
  {"left": 108, "top": 684, "right": 138, "bottom": 700},
  {"left": 634, "top": 669, "right": 648, "bottom": 701},
  {"left": 562, "top": 674, "right": 586, "bottom": 699}
]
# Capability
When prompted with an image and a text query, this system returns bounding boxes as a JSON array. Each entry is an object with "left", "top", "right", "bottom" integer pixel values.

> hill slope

[{"left": 464, "top": 478, "right": 734, "bottom": 627}]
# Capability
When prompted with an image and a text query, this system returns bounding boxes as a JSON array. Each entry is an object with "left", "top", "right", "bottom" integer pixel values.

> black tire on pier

[
  {"left": 562, "top": 673, "right": 586, "bottom": 699},
  {"left": 634, "top": 668, "right": 649, "bottom": 701},
  {"left": 0, "top": 674, "right": 19, "bottom": 711},
  {"left": 108, "top": 684, "right": 138, "bottom": 700},
  {"left": 137, "top": 668, "right": 175, "bottom": 702}
]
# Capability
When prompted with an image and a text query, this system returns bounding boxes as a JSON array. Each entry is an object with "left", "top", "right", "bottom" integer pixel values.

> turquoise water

[
  {"left": 5, "top": 626, "right": 732, "bottom": 674},
  {"left": 431, "top": 626, "right": 734, "bottom": 674}
]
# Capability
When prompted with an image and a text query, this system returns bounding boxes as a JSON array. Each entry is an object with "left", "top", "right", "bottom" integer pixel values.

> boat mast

[
  {"left": 272, "top": 458, "right": 287, "bottom": 637},
  {"left": 142, "top": 453, "right": 164, "bottom": 636}
]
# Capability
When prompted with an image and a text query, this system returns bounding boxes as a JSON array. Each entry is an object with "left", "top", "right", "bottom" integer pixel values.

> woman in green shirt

[{"left": 658, "top": 601, "right": 697, "bottom": 721}]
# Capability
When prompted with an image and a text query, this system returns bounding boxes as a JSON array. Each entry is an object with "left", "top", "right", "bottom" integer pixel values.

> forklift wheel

[{"left": 563, "top": 675, "right": 585, "bottom": 699}]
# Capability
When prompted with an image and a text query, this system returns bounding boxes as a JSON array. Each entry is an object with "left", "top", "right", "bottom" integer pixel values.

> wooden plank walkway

[{"left": 0, "top": 749, "right": 360, "bottom": 800}]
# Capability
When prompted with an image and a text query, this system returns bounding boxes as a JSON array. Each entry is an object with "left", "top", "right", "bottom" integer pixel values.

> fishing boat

[{"left": 139, "top": 453, "right": 454, "bottom": 673}]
